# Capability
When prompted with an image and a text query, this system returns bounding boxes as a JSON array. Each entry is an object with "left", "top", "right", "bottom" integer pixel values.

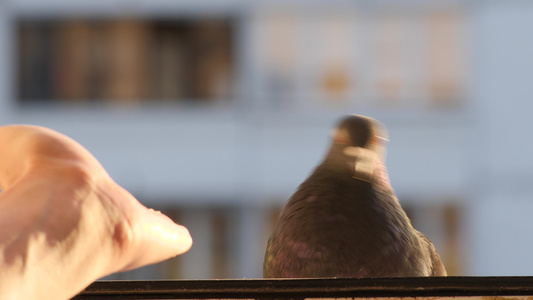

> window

[{"left": 16, "top": 19, "right": 235, "bottom": 105}]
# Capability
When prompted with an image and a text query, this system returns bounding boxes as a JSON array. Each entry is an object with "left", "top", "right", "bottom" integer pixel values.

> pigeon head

[
  {"left": 332, "top": 115, "right": 387, "bottom": 148},
  {"left": 329, "top": 115, "right": 389, "bottom": 181}
]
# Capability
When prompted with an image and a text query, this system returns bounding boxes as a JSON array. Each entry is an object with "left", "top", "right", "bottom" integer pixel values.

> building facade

[{"left": 1, "top": 0, "right": 532, "bottom": 278}]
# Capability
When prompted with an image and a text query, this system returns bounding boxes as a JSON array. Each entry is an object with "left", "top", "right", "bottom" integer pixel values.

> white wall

[{"left": 468, "top": 1, "right": 533, "bottom": 276}]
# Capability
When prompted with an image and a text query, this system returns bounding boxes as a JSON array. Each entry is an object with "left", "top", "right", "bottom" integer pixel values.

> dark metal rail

[{"left": 74, "top": 277, "right": 533, "bottom": 299}]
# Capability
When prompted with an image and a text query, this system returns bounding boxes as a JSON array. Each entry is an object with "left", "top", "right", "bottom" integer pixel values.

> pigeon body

[{"left": 263, "top": 115, "right": 447, "bottom": 278}]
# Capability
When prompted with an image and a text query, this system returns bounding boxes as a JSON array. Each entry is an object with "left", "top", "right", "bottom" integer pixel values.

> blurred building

[{"left": 1, "top": 0, "right": 532, "bottom": 279}]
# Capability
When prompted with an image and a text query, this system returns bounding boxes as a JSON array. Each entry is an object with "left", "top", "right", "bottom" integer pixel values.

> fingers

[
  {"left": 141, "top": 208, "right": 193, "bottom": 255},
  {"left": 120, "top": 206, "right": 193, "bottom": 272}
]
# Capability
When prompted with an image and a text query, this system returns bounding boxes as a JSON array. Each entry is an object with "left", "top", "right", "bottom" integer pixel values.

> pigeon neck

[{"left": 326, "top": 142, "right": 387, "bottom": 183}]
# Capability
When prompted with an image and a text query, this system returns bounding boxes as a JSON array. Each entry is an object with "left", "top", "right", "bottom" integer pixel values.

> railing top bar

[{"left": 74, "top": 277, "right": 533, "bottom": 299}]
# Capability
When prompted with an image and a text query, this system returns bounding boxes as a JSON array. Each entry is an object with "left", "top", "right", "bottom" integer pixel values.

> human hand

[{"left": 0, "top": 125, "right": 192, "bottom": 299}]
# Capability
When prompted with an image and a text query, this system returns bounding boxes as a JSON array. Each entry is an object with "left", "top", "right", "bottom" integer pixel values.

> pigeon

[{"left": 263, "top": 115, "right": 447, "bottom": 278}]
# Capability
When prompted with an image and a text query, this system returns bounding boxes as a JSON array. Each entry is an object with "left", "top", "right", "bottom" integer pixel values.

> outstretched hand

[{"left": 0, "top": 125, "right": 192, "bottom": 299}]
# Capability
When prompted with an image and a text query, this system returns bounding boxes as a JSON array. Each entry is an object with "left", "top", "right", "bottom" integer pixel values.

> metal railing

[{"left": 74, "top": 277, "right": 533, "bottom": 299}]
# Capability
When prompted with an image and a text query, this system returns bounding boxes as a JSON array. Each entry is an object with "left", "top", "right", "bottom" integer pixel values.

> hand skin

[{"left": 0, "top": 125, "right": 193, "bottom": 300}]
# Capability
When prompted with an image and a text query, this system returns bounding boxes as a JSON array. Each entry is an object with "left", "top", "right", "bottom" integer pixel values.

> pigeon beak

[{"left": 370, "top": 135, "right": 388, "bottom": 147}]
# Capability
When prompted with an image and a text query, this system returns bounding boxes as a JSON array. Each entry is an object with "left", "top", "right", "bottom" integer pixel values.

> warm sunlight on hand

[{"left": 0, "top": 125, "right": 192, "bottom": 300}]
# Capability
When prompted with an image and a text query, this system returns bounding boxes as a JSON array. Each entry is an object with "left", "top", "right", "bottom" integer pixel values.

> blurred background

[{"left": 1, "top": 0, "right": 533, "bottom": 279}]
